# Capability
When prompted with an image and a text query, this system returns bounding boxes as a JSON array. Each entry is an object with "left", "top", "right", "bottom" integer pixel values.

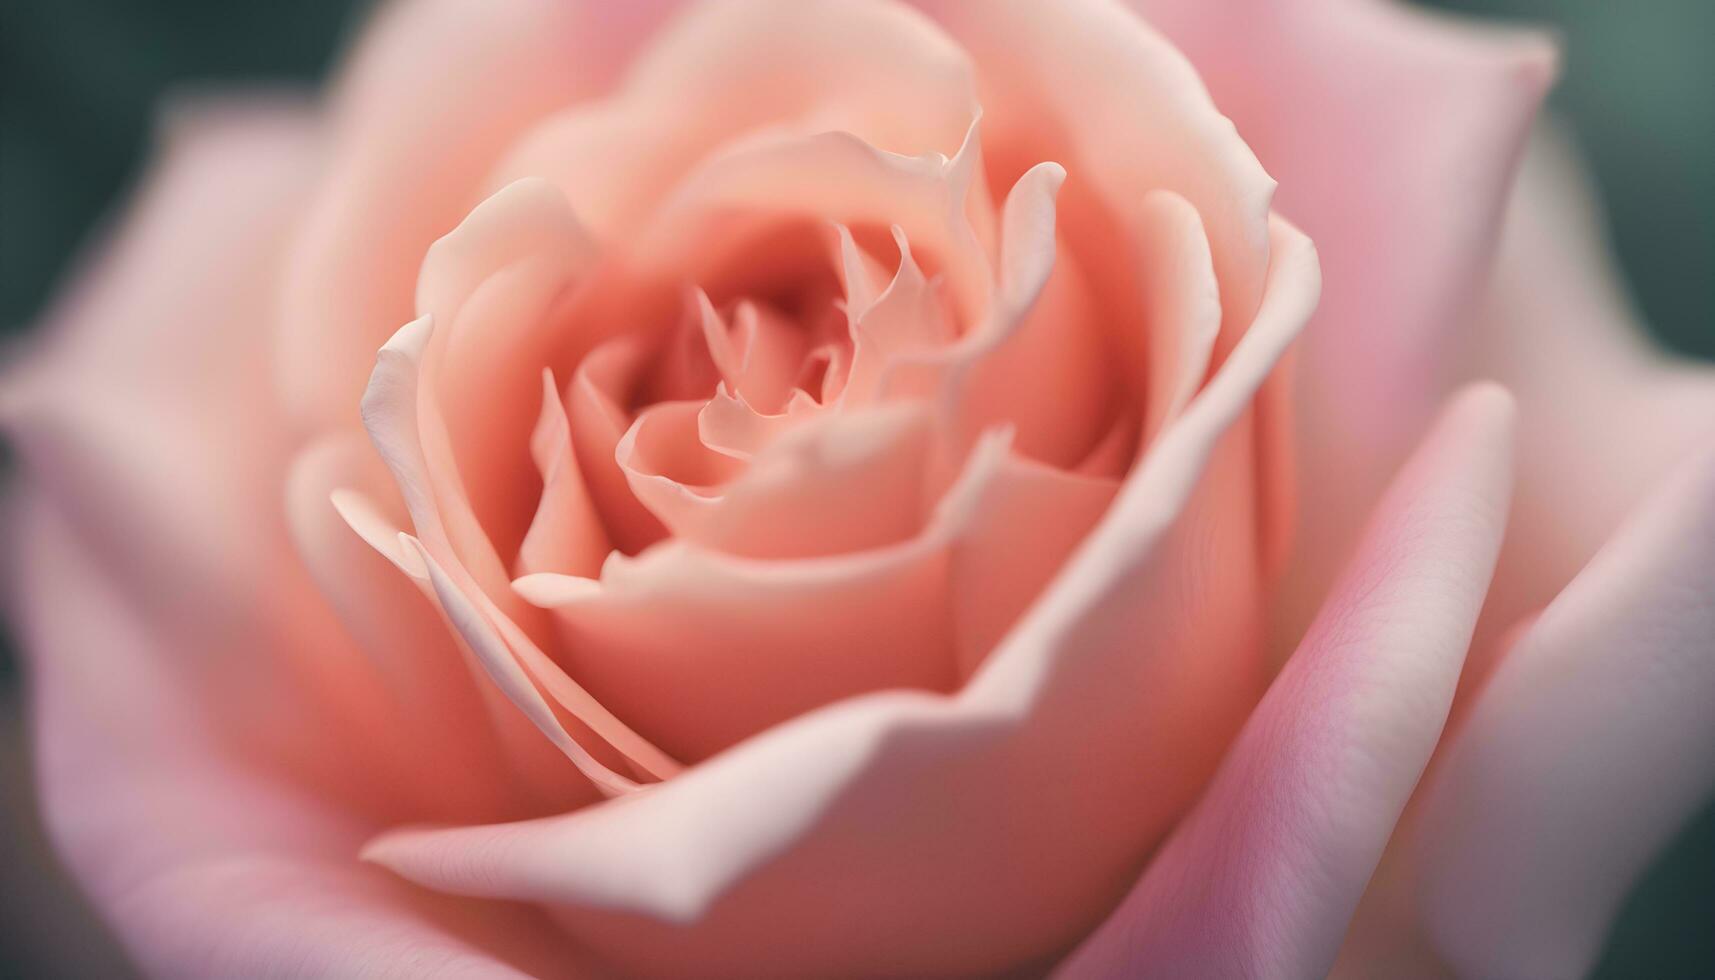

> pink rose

[{"left": 5, "top": 1, "right": 1711, "bottom": 977}]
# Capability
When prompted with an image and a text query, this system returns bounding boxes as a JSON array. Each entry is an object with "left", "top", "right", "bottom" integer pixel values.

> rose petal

[
  {"left": 1059, "top": 384, "right": 1515, "bottom": 979},
  {"left": 565, "top": 336, "right": 670, "bottom": 554},
  {"left": 0, "top": 101, "right": 416, "bottom": 799},
  {"left": 634, "top": 121, "right": 994, "bottom": 325},
  {"left": 513, "top": 424, "right": 996, "bottom": 762},
  {"left": 402, "top": 537, "right": 644, "bottom": 798},
  {"left": 361, "top": 317, "right": 681, "bottom": 789},
  {"left": 364, "top": 216, "right": 1319, "bottom": 978},
  {"left": 918, "top": 0, "right": 1274, "bottom": 349},
  {"left": 1414, "top": 443, "right": 1715, "bottom": 979},
  {"left": 1133, "top": 190, "right": 1222, "bottom": 442},
  {"left": 1461, "top": 127, "right": 1715, "bottom": 646},
  {"left": 276, "top": 0, "right": 673, "bottom": 429},
  {"left": 1135, "top": 0, "right": 1558, "bottom": 633},
  {"left": 492, "top": 0, "right": 979, "bottom": 238},
  {"left": 13, "top": 490, "right": 582, "bottom": 979},
  {"left": 1, "top": 102, "right": 317, "bottom": 667},
  {"left": 286, "top": 433, "right": 532, "bottom": 821},
  {"left": 619, "top": 402, "right": 936, "bottom": 561},
  {"left": 515, "top": 369, "right": 611, "bottom": 579},
  {"left": 417, "top": 178, "right": 601, "bottom": 572}
]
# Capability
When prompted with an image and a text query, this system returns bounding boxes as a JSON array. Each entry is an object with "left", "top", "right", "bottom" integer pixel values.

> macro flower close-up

[{"left": 1, "top": 0, "right": 1711, "bottom": 977}]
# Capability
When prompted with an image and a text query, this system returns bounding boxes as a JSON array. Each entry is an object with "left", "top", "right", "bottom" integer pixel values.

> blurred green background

[{"left": 0, "top": 0, "right": 1710, "bottom": 977}]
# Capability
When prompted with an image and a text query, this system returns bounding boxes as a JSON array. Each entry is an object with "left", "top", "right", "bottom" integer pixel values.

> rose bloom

[{"left": 4, "top": 0, "right": 1712, "bottom": 977}]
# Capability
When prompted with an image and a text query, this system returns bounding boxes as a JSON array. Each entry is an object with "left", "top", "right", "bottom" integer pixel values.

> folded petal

[
  {"left": 278, "top": 0, "right": 676, "bottom": 430},
  {"left": 364, "top": 217, "right": 1318, "bottom": 978},
  {"left": 13, "top": 489, "right": 584, "bottom": 979},
  {"left": 1414, "top": 443, "right": 1715, "bottom": 980},
  {"left": 1136, "top": 0, "right": 1556, "bottom": 630},
  {"left": 0, "top": 101, "right": 415, "bottom": 804},
  {"left": 919, "top": 0, "right": 1274, "bottom": 332},
  {"left": 514, "top": 425, "right": 992, "bottom": 763},
  {"left": 515, "top": 370, "right": 611, "bottom": 579},
  {"left": 493, "top": 0, "right": 978, "bottom": 237},
  {"left": 1462, "top": 127, "right": 1715, "bottom": 642},
  {"left": 1060, "top": 384, "right": 1515, "bottom": 979},
  {"left": 286, "top": 433, "right": 530, "bottom": 822},
  {"left": 618, "top": 402, "right": 935, "bottom": 560}
]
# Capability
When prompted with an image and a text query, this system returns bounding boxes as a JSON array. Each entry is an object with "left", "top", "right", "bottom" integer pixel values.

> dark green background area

[{"left": 0, "top": 1, "right": 1710, "bottom": 977}]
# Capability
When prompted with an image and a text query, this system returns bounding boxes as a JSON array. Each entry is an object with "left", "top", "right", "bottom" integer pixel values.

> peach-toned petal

[
  {"left": 565, "top": 336, "right": 670, "bottom": 554},
  {"left": 948, "top": 455, "right": 1118, "bottom": 679},
  {"left": 516, "top": 370, "right": 610, "bottom": 579},
  {"left": 285, "top": 433, "right": 527, "bottom": 822},
  {"left": 403, "top": 537, "right": 645, "bottom": 798},
  {"left": 513, "top": 425, "right": 995, "bottom": 763},
  {"left": 1133, "top": 190, "right": 1222, "bottom": 441},
  {"left": 1060, "top": 384, "right": 1515, "bottom": 979},
  {"left": 621, "top": 402, "right": 934, "bottom": 561},
  {"left": 871, "top": 162, "right": 1106, "bottom": 469},
  {"left": 493, "top": 0, "right": 977, "bottom": 238},
  {"left": 360, "top": 316, "right": 681, "bottom": 791},
  {"left": 113, "top": 858, "right": 579, "bottom": 980},
  {"left": 1414, "top": 444, "right": 1715, "bottom": 980},
  {"left": 697, "top": 384, "right": 822, "bottom": 461},
  {"left": 949, "top": 167, "right": 1119, "bottom": 469},
  {"left": 918, "top": 0, "right": 1274, "bottom": 356},
  {"left": 632, "top": 121, "right": 994, "bottom": 325},
  {"left": 356, "top": 180, "right": 600, "bottom": 624},
  {"left": 418, "top": 178, "right": 602, "bottom": 575},
  {"left": 836, "top": 230, "right": 950, "bottom": 408},
  {"left": 276, "top": 0, "right": 672, "bottom": 430},
  {"left": 364, "top": 217, "right": 1319, "bottom": 978}
]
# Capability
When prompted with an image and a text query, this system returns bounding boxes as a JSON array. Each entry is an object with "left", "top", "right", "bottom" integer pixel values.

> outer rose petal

[
  {"left": 1459, "top": 127, "right": 1715, "bottom": 646},
  {"left": 1, "top": 101, "right": 592, "bottom": 977},
  {"left": 13, "top": 495, "right": 586, "bottom": 979},
  {"left": 1059, "top": 384, "right": 1515, "bottom": 979},
  {"left": 1134, "top": 0, "right": 1556, "bottom": 634},
  {"left": 0, "top": 102, "right": 417, "bottom": 807},
  {"left": 364, "top": 219, "right": 1320, "bottom": 978},
  {"left": 1413, "top": 445, "right": 1715, "bottom": 980},
  {"left": 277, "top": 0, "right": 678, "bottom": 431}
]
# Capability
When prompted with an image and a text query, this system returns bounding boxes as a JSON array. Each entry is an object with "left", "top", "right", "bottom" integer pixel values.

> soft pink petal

[
  {"left": 1, "top": 102, "right": 317, "bottom": 669},
  {"left": 364, "top": 217, "right": 1318, "bottom": 978},
  {"left": 1059, "top": 384, "right": 1515, "bottom": 979},
  {"left": 1413, "top": 444, "right": 1715, "bottom": 979},
  {"left": 1133, "top": 0, "right": 1555, "bottom": 638},
  {"left": 0, "top": 101, "right": 415, "bottom": 805},
  {"left": 1461, "top": 127, "right": 1715, "bottom": 647},
  {"left": 12, "top": 490, "right": 583, "bottom": 979}
]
